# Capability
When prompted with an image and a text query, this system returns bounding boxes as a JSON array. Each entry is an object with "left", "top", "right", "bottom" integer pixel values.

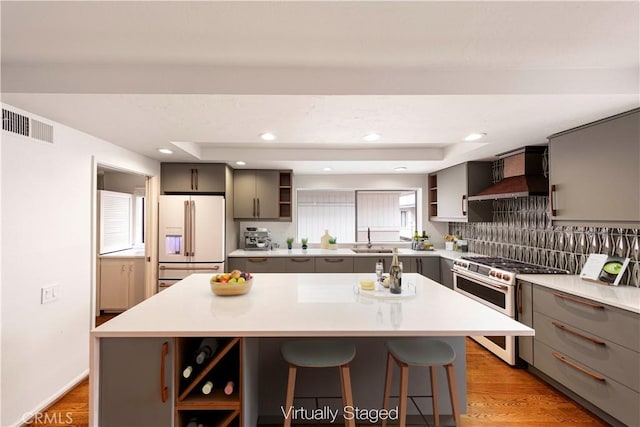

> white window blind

[
  {"left": 356, "top": 191, "right": 401, "bottom": 241},
  {"left": 99, "top": 190, "right": 133, "bottom": 254},
  {"left": 297, "top": 190, "right": 355, "bottom": 243}
]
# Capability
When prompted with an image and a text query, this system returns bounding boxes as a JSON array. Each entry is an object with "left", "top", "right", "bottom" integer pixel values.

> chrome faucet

[{"left": 367, "top": 227, "right": 372, "bottom": 248}]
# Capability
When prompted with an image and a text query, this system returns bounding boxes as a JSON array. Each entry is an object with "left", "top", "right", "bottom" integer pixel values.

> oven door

[
  {"left": 453, "top": 271, "right": 514, "bottom": 317},
  {"left": 453, "top": 271, "right": 516, "bottom": 365},
  {"left": 471, "top": 334, "right": 516, "bottom": 365}
]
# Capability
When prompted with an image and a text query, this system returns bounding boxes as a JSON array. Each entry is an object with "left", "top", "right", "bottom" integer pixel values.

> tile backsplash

[{"left": 450, "top": 196, "right": 640, "bottom": 287}]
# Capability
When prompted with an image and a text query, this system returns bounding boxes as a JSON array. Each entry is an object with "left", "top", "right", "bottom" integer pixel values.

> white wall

[{"left": 0, "top": 104, "right": 159, "bottom": 426}]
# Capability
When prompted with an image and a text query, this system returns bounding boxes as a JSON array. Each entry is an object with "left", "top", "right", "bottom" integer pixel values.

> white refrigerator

[{"left": 158, "top": 195, "right": 225, "bottom": 291}]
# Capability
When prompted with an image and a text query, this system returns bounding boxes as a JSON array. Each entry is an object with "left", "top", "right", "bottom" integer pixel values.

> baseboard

[{"left": 12, "top": 369, "right": 89, "bottom": 427}]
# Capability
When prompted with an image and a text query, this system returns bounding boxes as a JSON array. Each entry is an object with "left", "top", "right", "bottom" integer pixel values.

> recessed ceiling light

[
  {"left": 157, "top": 148, "right": 173, "bottom": 154},
  {"left": 323, "top": 167, "right": 333, "bottom": 172},
  {"left": 394, "top": 166, "right": 408, "bottom": 171},
  {"left": 464, "top": 133, "right": 486, "bottom": 141},
  {"left": 235, "top": 161, "right": 246, "bottom": 166},
  {"left": 260, "top": 132, "right": 277, "bottom": 141},
  {"left": 363, "top": 133, "right": 381, "bottom": 142}
]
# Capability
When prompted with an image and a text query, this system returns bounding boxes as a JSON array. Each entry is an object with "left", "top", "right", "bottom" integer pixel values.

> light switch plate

[{"left": 41, "top": 284, "right": 59, "bottom": 304}]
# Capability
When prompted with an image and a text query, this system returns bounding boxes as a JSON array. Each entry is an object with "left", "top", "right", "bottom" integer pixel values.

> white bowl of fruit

[{"left": 210, "top": 270, "right": 253, "bottom": 296}]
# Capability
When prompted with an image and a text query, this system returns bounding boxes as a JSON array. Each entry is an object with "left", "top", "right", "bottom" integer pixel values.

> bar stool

[
  {"left": 382, "top": 339, "right": 461, "bottom": 427},
  {"left": 281, "top": 340, "right": 356, "bottom": 427}
]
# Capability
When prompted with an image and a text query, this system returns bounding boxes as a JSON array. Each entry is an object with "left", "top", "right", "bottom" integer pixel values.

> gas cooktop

[{"left": 460, "top": 256, "right": 568, "bottom": 275}]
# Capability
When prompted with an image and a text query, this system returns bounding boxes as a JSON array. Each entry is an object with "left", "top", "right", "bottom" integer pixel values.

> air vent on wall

[{"left": 2, "top": 108, "right": 54, "bottom": 143}]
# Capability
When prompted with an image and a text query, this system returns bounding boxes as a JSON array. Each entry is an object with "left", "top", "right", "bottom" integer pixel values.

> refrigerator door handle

[
  {"left": 184, "top": 200, "right": 190, "bottom": 256},
  {"left": 190, "top": 200, "right": 196, "bottom": 256}
]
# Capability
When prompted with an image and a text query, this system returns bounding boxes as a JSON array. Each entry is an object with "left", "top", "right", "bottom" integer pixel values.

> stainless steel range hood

[{"left": 468, "top": 146, "right": 548, "bottom": 201}]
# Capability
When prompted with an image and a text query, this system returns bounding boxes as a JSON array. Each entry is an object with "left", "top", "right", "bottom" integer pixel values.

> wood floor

[{"left": 31, "top": 338, "right": 608, "bottom": 427}]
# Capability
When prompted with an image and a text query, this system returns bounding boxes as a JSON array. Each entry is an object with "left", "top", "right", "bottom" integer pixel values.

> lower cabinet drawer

[
  {"left": 245, "top": 257, "right": 286, "bottom": 273},
  {"left": 535, "top": 340, "right": 639, "bottom": 427},
  {"left": 532, "top": 286, "right": 640, "bottom": 352},
  {"left": 285, "top": 257, "right": 315, "bottom": 273},
  {"left": 534, "top": 311, "right": 640, "bottom": 392},
  {"left": 315, "top": 257, "right": 354, "bottom": 273}
]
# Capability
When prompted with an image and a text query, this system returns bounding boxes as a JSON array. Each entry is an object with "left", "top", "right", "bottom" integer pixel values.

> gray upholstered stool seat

[
  {"left": 282, "top": 340, "right": 356, "bottom": 367},
  {"left": 281, "top": 340, "right": 356, "bottom": 427},
  {"left": 386, "top": 339, "right": 456, "bottom": 367},
  {"left": 382, "top": 339, "right": 461, "bottom": 427}
]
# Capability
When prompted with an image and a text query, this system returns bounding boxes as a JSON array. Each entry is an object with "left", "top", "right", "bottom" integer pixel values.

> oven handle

[{"left": 454, "top": 271, "right": 510, "bottom": 291}]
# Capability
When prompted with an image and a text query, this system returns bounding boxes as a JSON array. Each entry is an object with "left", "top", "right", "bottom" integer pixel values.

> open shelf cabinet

[
  {"left": 174, "top": 337, "right": 242, "bottom": 426},
  {"left": 278, "top": 171, "right": 293, "bottom": 220},
  {"left": 428, "top": 173, "right": 438, "bottom": 218}
]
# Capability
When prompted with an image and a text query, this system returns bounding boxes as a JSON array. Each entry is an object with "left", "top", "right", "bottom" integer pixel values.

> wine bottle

[
  {"left": 195, "top": 338, "right": 219, "bottom": 365},
  {"left": 224, "top": 380, "right": 235, "bottom": 395},
  {"left": 201, "top": 380, "right": 214, "bottom": 395},
  {"left": 182, "top": 365, "right": 194, "bottom": 379},
  {"left": 389, "top": 248, "right": 401, "bottom": 294}
]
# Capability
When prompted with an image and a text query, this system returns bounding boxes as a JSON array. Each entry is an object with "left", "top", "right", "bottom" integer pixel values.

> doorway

[{"left": 94, "top": 164, "right": 153, "bottom": 327}]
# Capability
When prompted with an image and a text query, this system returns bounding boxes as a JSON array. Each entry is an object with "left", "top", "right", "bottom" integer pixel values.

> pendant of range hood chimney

[{"left": 468, "top": 146, "right": 549, "bottom": 201}]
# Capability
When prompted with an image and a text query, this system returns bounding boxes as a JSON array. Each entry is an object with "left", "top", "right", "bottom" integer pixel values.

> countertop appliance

[
  {"left": 158, "top": 195, "right": 225, "bottom": 292},
  {"left": 452, "top": 256, "right": 566, "bottom": 365},
  {"left": 243, "top": 228, "right": 271, "bottom": 250}
]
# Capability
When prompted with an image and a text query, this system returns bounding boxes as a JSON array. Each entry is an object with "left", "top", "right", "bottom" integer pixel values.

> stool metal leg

[
  {"left": 339, "top": 364, "right": 356, "bottom": 427},
  {"left": 284, "top": 364, "right": 297, "bottom": 427},
  {"left": 430, "top": 365, "right": 440, "bottom": 427},
  {"left": 381, "top": 352, "right": 394, "bottom": 427},
  {"left": 445, "top": 363, "right": 461, "bottom": 426}
]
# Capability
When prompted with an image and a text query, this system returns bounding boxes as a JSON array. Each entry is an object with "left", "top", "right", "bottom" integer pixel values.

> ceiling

[{"left": 2, "top": 1, "right": 638, "bottom": 175}]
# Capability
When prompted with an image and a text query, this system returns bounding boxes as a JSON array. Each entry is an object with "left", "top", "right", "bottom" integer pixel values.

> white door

[
  {"left": 190, "top": 196, "right": 225, "bottom": 262},
  {"left": 158, "top": 195, "right": 189, "bottom": 263}
]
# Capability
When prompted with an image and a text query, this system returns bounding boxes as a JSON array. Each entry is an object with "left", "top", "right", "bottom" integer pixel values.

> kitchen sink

[{"left": 350, "top": 248, "right": 393, "bottom": 254}]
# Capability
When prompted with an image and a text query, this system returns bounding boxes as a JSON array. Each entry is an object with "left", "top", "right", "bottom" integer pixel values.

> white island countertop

[{"left": 92, "top": 272, "right": 533, "bottom": 338}]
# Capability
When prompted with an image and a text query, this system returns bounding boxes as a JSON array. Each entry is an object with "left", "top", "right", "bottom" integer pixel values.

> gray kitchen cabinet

[
  {"left": 285, "top": 257, "right": 315, "bottom": 273},
  {"left": 429, "top": 162, "right": 493, "bottom": 222},
  {"left": 233, "top": 170, "right": 280, "bottom": 219},
  {"left": 161, "top": 163, "right": 226, "bottom": 194},
  {"left": 439, "top": 258, "right": 454, "bottom": 289},
  {"left": 315, "top": 257, "right": 354, "bottom": 273},
  {"left": 516, "top": 280, "right": 534, "bottom": 365},
  {"left": 227, "top": 257, "right": 246, "bottom": 272},
  {"left": 413, "top": 257, "right": 440, "bottom": 282},
  {"left": 548, "top": 109, "right": 639, "bottom": 226},
  {"left": 244, "top": 256, "right": 286, "bottom": 273},
  {"left": 531, "top": 285, "right": 640, "bottom": 426},
  {"left": 100, "top": 338, "right": 173, "bottom": 427}
]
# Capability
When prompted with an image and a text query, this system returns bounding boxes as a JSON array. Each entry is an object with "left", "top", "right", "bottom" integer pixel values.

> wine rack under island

[{"left": 175, "top": 337, "right": 242, "bottom": 427}]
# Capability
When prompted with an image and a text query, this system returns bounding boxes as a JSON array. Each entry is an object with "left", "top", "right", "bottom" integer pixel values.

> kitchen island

[{"left": 90, "top": 273, "right": 533, "bottom": 426}]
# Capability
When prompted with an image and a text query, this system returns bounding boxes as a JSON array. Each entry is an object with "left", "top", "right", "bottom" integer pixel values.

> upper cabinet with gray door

[
  {"left": 429, "top": 162, "right": 493, "bottom": 222},
  {"left": 233, "top": 170, "right": 280, "bottom": 219},
  {"left": 548, "top": 109, "right": 639, "bottom": 227},
  {"left": 161, "top": 163, "right": 226, "bottom": 194}
]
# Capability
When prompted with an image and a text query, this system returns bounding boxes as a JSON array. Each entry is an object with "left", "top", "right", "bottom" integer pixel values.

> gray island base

[{"left": 90, "top": 273, "right": 533, "bottom": 426}]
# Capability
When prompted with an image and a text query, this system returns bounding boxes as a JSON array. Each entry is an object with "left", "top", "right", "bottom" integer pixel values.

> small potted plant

[
  {"left": 301, "top": 237, "right": 308, "bottom": 251},
  {"left": 328, "top": 236, "right": 337, "bottom": 250},
  {"left": 286, "top": 237, "right": 294, "bottom": 250}
]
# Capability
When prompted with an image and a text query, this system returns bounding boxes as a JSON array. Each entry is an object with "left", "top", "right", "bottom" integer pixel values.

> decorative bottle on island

[{"left": 389, "top": 248, "right": 401, "bottom": 294}]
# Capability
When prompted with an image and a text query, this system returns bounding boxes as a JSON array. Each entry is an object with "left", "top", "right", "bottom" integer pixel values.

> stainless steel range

[{"left": 452, "top": 256, "right": 567, "bottom": 365}]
